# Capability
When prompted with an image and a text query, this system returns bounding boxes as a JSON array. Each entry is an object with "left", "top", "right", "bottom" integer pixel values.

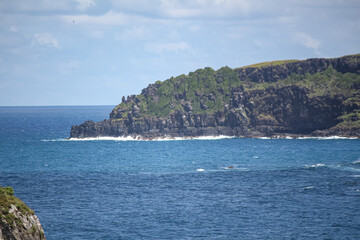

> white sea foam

[
  {"left": 68, "top": 136, "right": 141, "bottom": 141},
  {"left": 67, "top": 135, "right": 235, "bottom": 142},
  {"left": 41, "top": 139, "right": 67, "bottom": 142},
  {"left": 196, "top": 169, "right": 205, "bottom": 172},
  {"left": 298, "top": 136, "right": 358, "bottom": 140},
  {"left": 223, "top": 166, "right": 235, "bottom": 170},
  {"left": 305, "top": 163, "right": 326, "bottom": 169},
  {"left": 47, "top": 134, "right": 358, "bottom": 142},
  {"left": 353, "top": 159, "right": 360, "bottom": 164},
  {"left": 256, "top": 136, "right": 358, "bottom": 140},
  {"left": 221, "top": 166, "right": 249, "bottom": 171}
]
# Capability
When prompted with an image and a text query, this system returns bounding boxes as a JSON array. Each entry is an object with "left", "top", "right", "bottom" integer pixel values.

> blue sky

[{"left": 1, "top": 0, "right": 360, "bottom": 106}]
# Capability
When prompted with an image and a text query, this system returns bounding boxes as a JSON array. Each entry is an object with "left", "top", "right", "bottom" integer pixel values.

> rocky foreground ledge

[
  {"left": 70, "top": 54, "right": 360, "bottom": 140},
  {"left": 0, "top": 187, "right": 45, "bottom": 240}
]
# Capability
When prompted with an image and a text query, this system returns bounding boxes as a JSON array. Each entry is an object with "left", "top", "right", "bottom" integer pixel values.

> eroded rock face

[
  {"left": 0, "top": 187, "right": 45, "bottom": 240},
  {"left": 0, "top": 205, "right": 45, "bottom": 240},
  {"left": 70, "top": 85, "right": 359, "bottom": 139},
  {"left": 70, "top": 55, "right": 360, "bottom": 139}
]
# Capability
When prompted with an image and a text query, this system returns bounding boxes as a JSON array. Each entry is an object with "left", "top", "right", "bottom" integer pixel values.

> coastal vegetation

[
  {"left": 71, "top": 54, "right": 360, "bottom": 139},
  {"left": 0, "top": 186, "right": 45, "bottom": 239}
]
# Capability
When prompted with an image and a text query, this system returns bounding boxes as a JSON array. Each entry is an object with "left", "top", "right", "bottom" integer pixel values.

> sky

[{"left": 0, "top": 0, "right": 360, "bottom": 106}]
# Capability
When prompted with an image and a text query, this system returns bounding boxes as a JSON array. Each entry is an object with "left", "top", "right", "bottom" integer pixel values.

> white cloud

[
  {"left": 34, "top": 33, "right": 60, "bottom": 49},
  {"left": 116, "top": 27, "right": 148, "bottom": 41},
  {"left": 0, "top": 0, "right": 72, "bottom": 12},
  {"left": 165, "top": 8, "right": 202, "bottom": 18},
  {"left": 110, "top": 0, "right": 254, "bottom": 19},
  {"left": 75, "top": 0, "right": 95, "bottom": 11},
  {"left": 89, "top": 30, "right": 104, "bottom": 39},
  {"left": 295, "top": 32, "right": 321, "bottom": 52},
  {"left": 145, "top": 42, "right": 189, "bottom": 54},
  {"left": 254, "top": 39, "right": 264, "bottom": 47},
  {"left": 189, "top": 25, "right": 201, "bottom": 32},
  {"left": 61, "top": 11, "right": 130, "bottom": 25},
  {"left": 9, "top": 26, "right": 18, "bottom": 32}
]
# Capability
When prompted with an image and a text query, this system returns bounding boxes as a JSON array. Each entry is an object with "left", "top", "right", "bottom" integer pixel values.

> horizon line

[{"left": 0, "top": 104, "right": 116, "bottom": 107}]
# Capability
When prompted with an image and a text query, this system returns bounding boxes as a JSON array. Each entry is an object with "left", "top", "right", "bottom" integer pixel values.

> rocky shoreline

[
  {"left": 0, "top": 187, "right": 45, "bottom": 240},
  {"left": 70, "top": 118, "right": 360, "bottom": 140},
  {"left": 70, "top": 55, "right": 360, "bottom": 140}
]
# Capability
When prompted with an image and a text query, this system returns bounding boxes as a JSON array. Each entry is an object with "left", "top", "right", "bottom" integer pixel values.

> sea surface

[{"left": 0, "top": 106, "right": 360, "bottom": 239}]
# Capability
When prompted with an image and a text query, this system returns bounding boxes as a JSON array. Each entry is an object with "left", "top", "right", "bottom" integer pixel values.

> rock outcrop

[
  {"left": 0, "top": 187, "right": 45, "bottom": 240},
  {"left": 70, "top": 54, "right": 360, "bottom": 139}
]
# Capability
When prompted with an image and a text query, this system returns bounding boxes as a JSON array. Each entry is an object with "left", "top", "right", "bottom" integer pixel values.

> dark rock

[
  {"left": 0, "top": 187, "right": 46, "bottom": 240},
  {"left": 70, "top": 55, "right": 360, "bottom": 139}
]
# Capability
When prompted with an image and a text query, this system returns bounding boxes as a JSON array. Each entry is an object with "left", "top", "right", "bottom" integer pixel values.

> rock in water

[
  {"left": 0, "top": 186, "right": 45, "bottom": 240},
  {"left": 70, "top": 54, "right": 360, "bottom": 139}
]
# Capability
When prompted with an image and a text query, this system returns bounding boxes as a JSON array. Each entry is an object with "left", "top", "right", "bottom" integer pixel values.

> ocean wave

[
  {"left": 67, "top": 135, "right": 236, "bottom": 142},
  {"left": 353, "top": 159, "right": 360, "bottom": 165},
  {"left": 256, "top": 136, "right": 358, "bottom": 140},
  {"left": 45, "top": 135, "right": 358, "bottom": 142},
  {"left": 297, "top": 136, "right": 358, "bottom": 140},
  {"left": 220, "top": 166, "right": 249, "bottom": 171},
  {"left": 302, "top": 186, "right": 315, "bottom": 191},
  {"left": 304, "top": 163, "right": 326, "bottom": 169},
  {"left": 41, "top": 139, "right": 67, "bottom": 142},
  {"left": 196, "top": 167, "right": 249, "bottom": 173}
]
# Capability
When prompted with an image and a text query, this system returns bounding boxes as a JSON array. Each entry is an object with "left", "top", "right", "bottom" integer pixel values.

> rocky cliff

[
  {"left": 70, "top": 54, "right": 360, "bottom": 139},
  {"left": 0, "top": 187, "right": 45, "bottom": 240}
]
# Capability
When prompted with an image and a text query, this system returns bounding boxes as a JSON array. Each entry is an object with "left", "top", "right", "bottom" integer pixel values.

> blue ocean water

[{"left": 0, "top": 106, "right": 360, "bottom": 239}]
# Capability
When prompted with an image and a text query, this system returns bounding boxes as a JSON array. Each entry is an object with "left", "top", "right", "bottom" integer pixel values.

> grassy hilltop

[{"left": 71, "top": 54, "right": 360, "bottom": 138}]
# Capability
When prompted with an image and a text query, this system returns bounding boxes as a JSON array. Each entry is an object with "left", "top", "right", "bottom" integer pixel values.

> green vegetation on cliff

[
  {"left": 246, "top": 66, "right": 360, "bottom": 97},
  {"left": 70, "top": 54, "right": 360, "bottom": 139},
  {"left": 1, "top": 186, "right": 45, "bottom": 240},
  {"left": 111, "top": 55, "right": 360, "bottom": 130},
  {"left": 239, "top": 59, "right": 299, "bottom": 69},
  {"left": 0, "top": 186, "right": 34, "bottom": 227}
]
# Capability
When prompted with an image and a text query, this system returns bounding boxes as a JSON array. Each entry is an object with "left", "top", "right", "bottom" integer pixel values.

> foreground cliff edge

[
  {"left": 0, "top": 187, "right": 45, "bottom": 240},
  {"left": 71, "top": 54, "right": 360, "bottom": 139}
]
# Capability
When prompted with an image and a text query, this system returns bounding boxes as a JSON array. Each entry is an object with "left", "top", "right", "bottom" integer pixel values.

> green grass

[
  {"left": 0, "top": 186, "right": 34, "bottom": 227},
  {"left": 109, "top": 55, "right": 360, "bottom": 121},
  {"left": 239, "top": 60, "right": 299, "bottom": 69},
  {"left": 244, "top": 66, "right": 360, "bottom": 98}
]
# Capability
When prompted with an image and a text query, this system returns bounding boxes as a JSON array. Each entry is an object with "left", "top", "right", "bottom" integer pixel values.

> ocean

[{"left": 0, "top": 106, "right": 359, "bottom": 239}]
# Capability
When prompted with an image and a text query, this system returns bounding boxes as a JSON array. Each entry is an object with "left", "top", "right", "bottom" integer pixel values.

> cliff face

[
  {"left": 70, "top": 54, "right": 360, "bottom": 139},
  {"left": 0, "top": 187, "right": 45, "bottom": 240}
]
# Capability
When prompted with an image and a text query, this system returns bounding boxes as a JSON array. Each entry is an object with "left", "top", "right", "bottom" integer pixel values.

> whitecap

[
  {"left": 67, "top": 136, "right": 140, "bottom": 141},
  {"left": 353, "top": 159, "right": 360, "bottom": 164},
  {"left": 317, "top": 136, "right": 358, "bottom": 140},
  {"left": 298, "top": 136, "right": 358, "bottom": 140},
  {"left": 41, "top": 139, "right": 66, "bottom": 142},
  {"left": 221, "top": 166, "right": 249, "bottom": 171},
  {"left": 196, "top": 169, "right": 205, "bottom": 172},
  {"left": 305, "top": 163, "right": 326, "bottom": 169},
  {"left": 223, "top": 166, "right": 235, "bottom": 170},
  {"left": 67, "top": 135, "right": 235, "bottom": 142}
]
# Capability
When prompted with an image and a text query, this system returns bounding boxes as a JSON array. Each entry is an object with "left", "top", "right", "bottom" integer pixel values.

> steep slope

[
  {"left": 0, "top": 187, "right": 45, "bottom": 240},
  {"left": 70, "top": 54, "right": 360, "bottom": 139}
]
